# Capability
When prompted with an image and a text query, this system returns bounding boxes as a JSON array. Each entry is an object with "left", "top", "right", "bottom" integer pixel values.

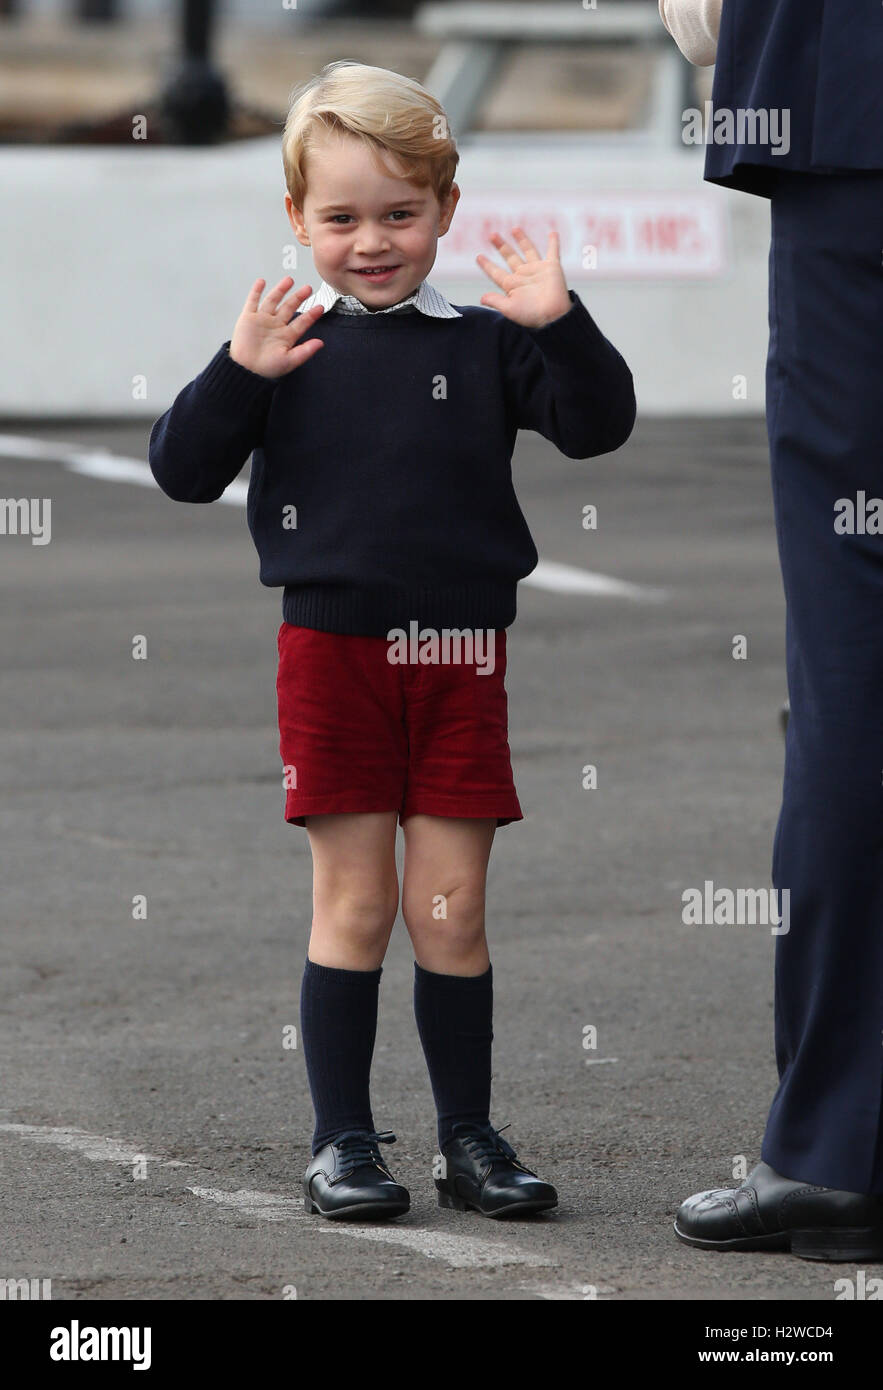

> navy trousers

[{"left": 761, "top": 170, "right": 883, "bottom": 1194}]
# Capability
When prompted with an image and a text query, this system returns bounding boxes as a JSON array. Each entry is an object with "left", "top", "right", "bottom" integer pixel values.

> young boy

[{"left": 148, "top": 60, "right": 635, "bottom": 1222}]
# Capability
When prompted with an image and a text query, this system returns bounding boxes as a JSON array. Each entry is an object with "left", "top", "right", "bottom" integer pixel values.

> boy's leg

[
  {"left": 402, "top": 812, "right": 557, "bottom": 1215},
  {"left": 402, "top": 814, "right": 496, "bottom": 1146},
  {"left": 306, "top": 810, "right": 399, "bottom": 970},
  {"left": 401, "top": 813, "right": 494, "bottom": 974},
  {"left": 301, "top": 811, "right": 398, "bottom": 1152}
]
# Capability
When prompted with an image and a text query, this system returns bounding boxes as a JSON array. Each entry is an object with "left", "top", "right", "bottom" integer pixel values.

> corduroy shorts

[{"left": 276, "top": 621, "right": 523, "bottom": 828}]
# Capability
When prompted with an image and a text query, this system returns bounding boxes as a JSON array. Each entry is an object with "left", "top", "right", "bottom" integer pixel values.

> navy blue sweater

[{"left": 148, "top": 290, "right": 635, "bottom": 635}]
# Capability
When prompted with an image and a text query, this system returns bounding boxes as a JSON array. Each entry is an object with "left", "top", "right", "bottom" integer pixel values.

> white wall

[{"left": 0, "top": 136, "right": 770, "bottom": 417}]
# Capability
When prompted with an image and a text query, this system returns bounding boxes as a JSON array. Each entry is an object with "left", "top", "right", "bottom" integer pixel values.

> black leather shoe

[
  {"left": 436, "top": 1121, "right": 558, "bottom": 1218},
  {"left": 303, "top": 1129, "right": 410, "bottom": 1220},
  {"left": 674, "top": 1161, "right": 883, "bottom": 1261}
]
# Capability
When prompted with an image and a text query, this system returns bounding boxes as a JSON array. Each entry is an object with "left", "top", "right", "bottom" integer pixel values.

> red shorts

[{"left": 276, "top": 622, "right": 523, "bottom": 828}]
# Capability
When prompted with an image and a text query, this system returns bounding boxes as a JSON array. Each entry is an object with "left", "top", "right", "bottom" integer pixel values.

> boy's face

[{"left": 286, "top": 129, "right": 459, "bottom": 310}]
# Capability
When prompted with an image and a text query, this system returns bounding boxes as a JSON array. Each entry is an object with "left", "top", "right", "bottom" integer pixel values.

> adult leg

[{"left": 761, "top": 170, "right": 883, "bottom": 1194}]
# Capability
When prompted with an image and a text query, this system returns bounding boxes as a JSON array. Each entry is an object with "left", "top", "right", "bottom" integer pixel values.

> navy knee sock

[
  {"left": 413, "top": 961, "right": 493, "bottom": 1150},
  {"left": 300, "top": 957, "right": 381, "bottom": 1154}
]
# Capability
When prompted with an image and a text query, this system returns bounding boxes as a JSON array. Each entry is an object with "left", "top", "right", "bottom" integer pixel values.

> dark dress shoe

[
  {"left": 674, "top": 1161, "right": 883, "bottom": 1261},
  {"left": 436, "top": 1121, "right": 558, "bottom": 1218},
  {"left": 303, "top": 1129, "right": 409, "bottom": 1220}
]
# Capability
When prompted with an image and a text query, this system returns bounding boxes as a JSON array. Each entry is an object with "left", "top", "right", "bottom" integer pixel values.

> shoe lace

[
  {"left": 333, "top": 1129, "right": 397, "bottom": 1170},
  {"left": 451, "top": 1121, "right": 517, "bottom": 1164}
]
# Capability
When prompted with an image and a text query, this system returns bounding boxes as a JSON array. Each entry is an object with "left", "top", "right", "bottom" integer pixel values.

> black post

[
  {"left": 182, "top": 0, "right": 213, "bottom": 61},
  {"left": 76, "top": 1, "right": 119, "bottom": 18},
  {"left": 158, "top": 0, "right": 230, "bottom": 145}
]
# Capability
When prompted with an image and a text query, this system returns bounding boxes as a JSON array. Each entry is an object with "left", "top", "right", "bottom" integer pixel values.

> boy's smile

[
  {"left": 350, "top": 265, "right": 402, "bottom": 285},
  {"left": 286, "top": 129, "right": 459, "bottom": 310}
]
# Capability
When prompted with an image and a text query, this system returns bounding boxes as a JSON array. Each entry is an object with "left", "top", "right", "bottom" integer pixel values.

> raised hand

[
  {"left": 229, "top": 277, "right": 325, "bottom": 379},
  {"left": 477, "top": 227, "right": 572, "bottom": 329}
]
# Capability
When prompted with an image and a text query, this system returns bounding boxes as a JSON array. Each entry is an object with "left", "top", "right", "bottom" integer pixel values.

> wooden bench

[{"left": 415, "top": 1, "right": 693, "bottom": 145}]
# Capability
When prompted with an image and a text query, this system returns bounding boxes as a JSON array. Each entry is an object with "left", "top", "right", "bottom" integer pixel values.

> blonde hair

[{"left": 282, "top": 60, "right": 459, "bottom": 211}]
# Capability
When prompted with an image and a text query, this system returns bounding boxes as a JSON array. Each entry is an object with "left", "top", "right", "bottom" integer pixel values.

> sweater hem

[{"left": 281, "top": 583, "right": 518, "bottom": 636}]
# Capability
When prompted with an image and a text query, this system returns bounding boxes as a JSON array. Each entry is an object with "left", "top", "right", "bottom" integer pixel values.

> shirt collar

[{"left": 300, "top": 278, "right": 462, "bottom": 319}]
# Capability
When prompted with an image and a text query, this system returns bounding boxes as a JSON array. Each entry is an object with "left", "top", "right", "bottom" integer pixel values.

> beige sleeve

[{"left": 658, "top": 0, "right": 722, "bottom": 66}]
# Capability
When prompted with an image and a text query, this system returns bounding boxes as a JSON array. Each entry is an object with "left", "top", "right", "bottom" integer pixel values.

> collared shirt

[{"left": 299, "top": 278, "right": 462, "bottom": 319}]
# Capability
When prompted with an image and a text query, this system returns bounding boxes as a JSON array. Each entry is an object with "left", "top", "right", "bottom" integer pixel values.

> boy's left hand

[{"left": 477, "top": 227, "right": 572, "bottom": 329}]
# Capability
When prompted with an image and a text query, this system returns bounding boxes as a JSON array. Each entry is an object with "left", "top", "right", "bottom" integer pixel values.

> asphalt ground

[{"left": 0, "top": 412, "right": 853, "bottom": 1304}]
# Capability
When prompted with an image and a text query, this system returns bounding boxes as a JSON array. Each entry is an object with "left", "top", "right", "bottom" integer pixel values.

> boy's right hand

[{"left": 228, "top": 277, "right": 325, "bottom": 379}]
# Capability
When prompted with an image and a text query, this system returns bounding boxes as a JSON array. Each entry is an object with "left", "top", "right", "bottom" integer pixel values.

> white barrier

[{"left": 0, "top": 136, "right": 770, "bottom": 417}]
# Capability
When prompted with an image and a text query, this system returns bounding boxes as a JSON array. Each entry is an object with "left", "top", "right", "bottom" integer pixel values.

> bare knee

[
  {"left": 305, "top": 812, "right": 399, "bottom": 968},
  {"left": 316, "top": 881, "right": 399, "bottom": 936},
  {"left": 311, "top": 881, "right": 399, "bottom": 967},
  {"left": 403, "top": 881, "right": 489, "bottom": 972}
]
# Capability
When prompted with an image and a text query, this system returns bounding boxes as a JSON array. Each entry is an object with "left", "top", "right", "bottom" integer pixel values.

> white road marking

[
  {"left": 190, "top": 1186, "right": 553, "bottom": 1268},
  {"left": 522, "top": 1280, "right": 591, "bottom": 1299},
  {"left": 188, "top": 1186, "right": 305, "bottom": 1223},
  {"left": 0, "top": 435, "right": 247, "bottom": 507},
  {"left": 0, "top": 1123, "right": 554, "bottom": 1272},
  {"left": 0, "top": 1123, "right": 192, "bottom": 1168},
  {"left": 528, "top": 557, "right": 667, "bottom": 602},
  {"left": 0, "top": 434, "right": 668, "bottom": 599},
  {"left": 522, "top": 1279, "right": 617, "bottom": 1299},
  {"left": 317, "top": 1223, "right": 554, "bottom": 1269}
]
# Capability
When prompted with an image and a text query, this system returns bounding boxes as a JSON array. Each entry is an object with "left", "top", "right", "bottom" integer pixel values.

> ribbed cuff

[
  {"left": 305, "top": 958, "right": 383, "bottom": 982},
  {"left": 524, "top": 290, "right": 614, "bottom": 363},
  {"left": 197, "top": 341, "right": 280, "bottom": 412},
  {"left": 414, "top": 961, "right": 492, "bottom": 986}
]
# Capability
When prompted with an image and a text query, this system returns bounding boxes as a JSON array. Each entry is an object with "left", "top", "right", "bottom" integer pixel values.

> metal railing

[{"left": 416, "top": 1, "right": 693, "bottom": 146}]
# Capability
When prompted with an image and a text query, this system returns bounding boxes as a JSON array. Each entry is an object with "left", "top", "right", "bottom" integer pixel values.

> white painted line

[
  {"left": 0, "top": 435, "right": 247, "bottom": 506},
  {"left": 188, "top": 1186, "right": 306, "bottom": 1223},
  {"left": 318, "top": 1222, "right": 554, "bottom": 1269},
  {"left": 584, "top": 1057, "right": 619, "bottom": 1066},
  {"left": 522, "top": 1279, "right": 617, "bottom": 1299},
  {"left": 0, "top": 1124, "right": 554, "bottom": 1273},
  {"left": 190, "top": 1185, "right": 554, "bottom": 1269},
  {"left": 66, "top": 449, "right": 253, "bottom": 506},
  {"left": 529, "top": 557, "right": 667, "bottom": 602},
  {"left": 0, "top": 1123, "right": 192, "bottom": 1168},
  {"left": 522, "top": 1280, "right": 590, "bottom": 1299},
  {"left": 0, "top": 435, "right": 61, "bottom": 460},
  {"left": 0, "top": 434, "right": 668, "bottom": 599}
]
